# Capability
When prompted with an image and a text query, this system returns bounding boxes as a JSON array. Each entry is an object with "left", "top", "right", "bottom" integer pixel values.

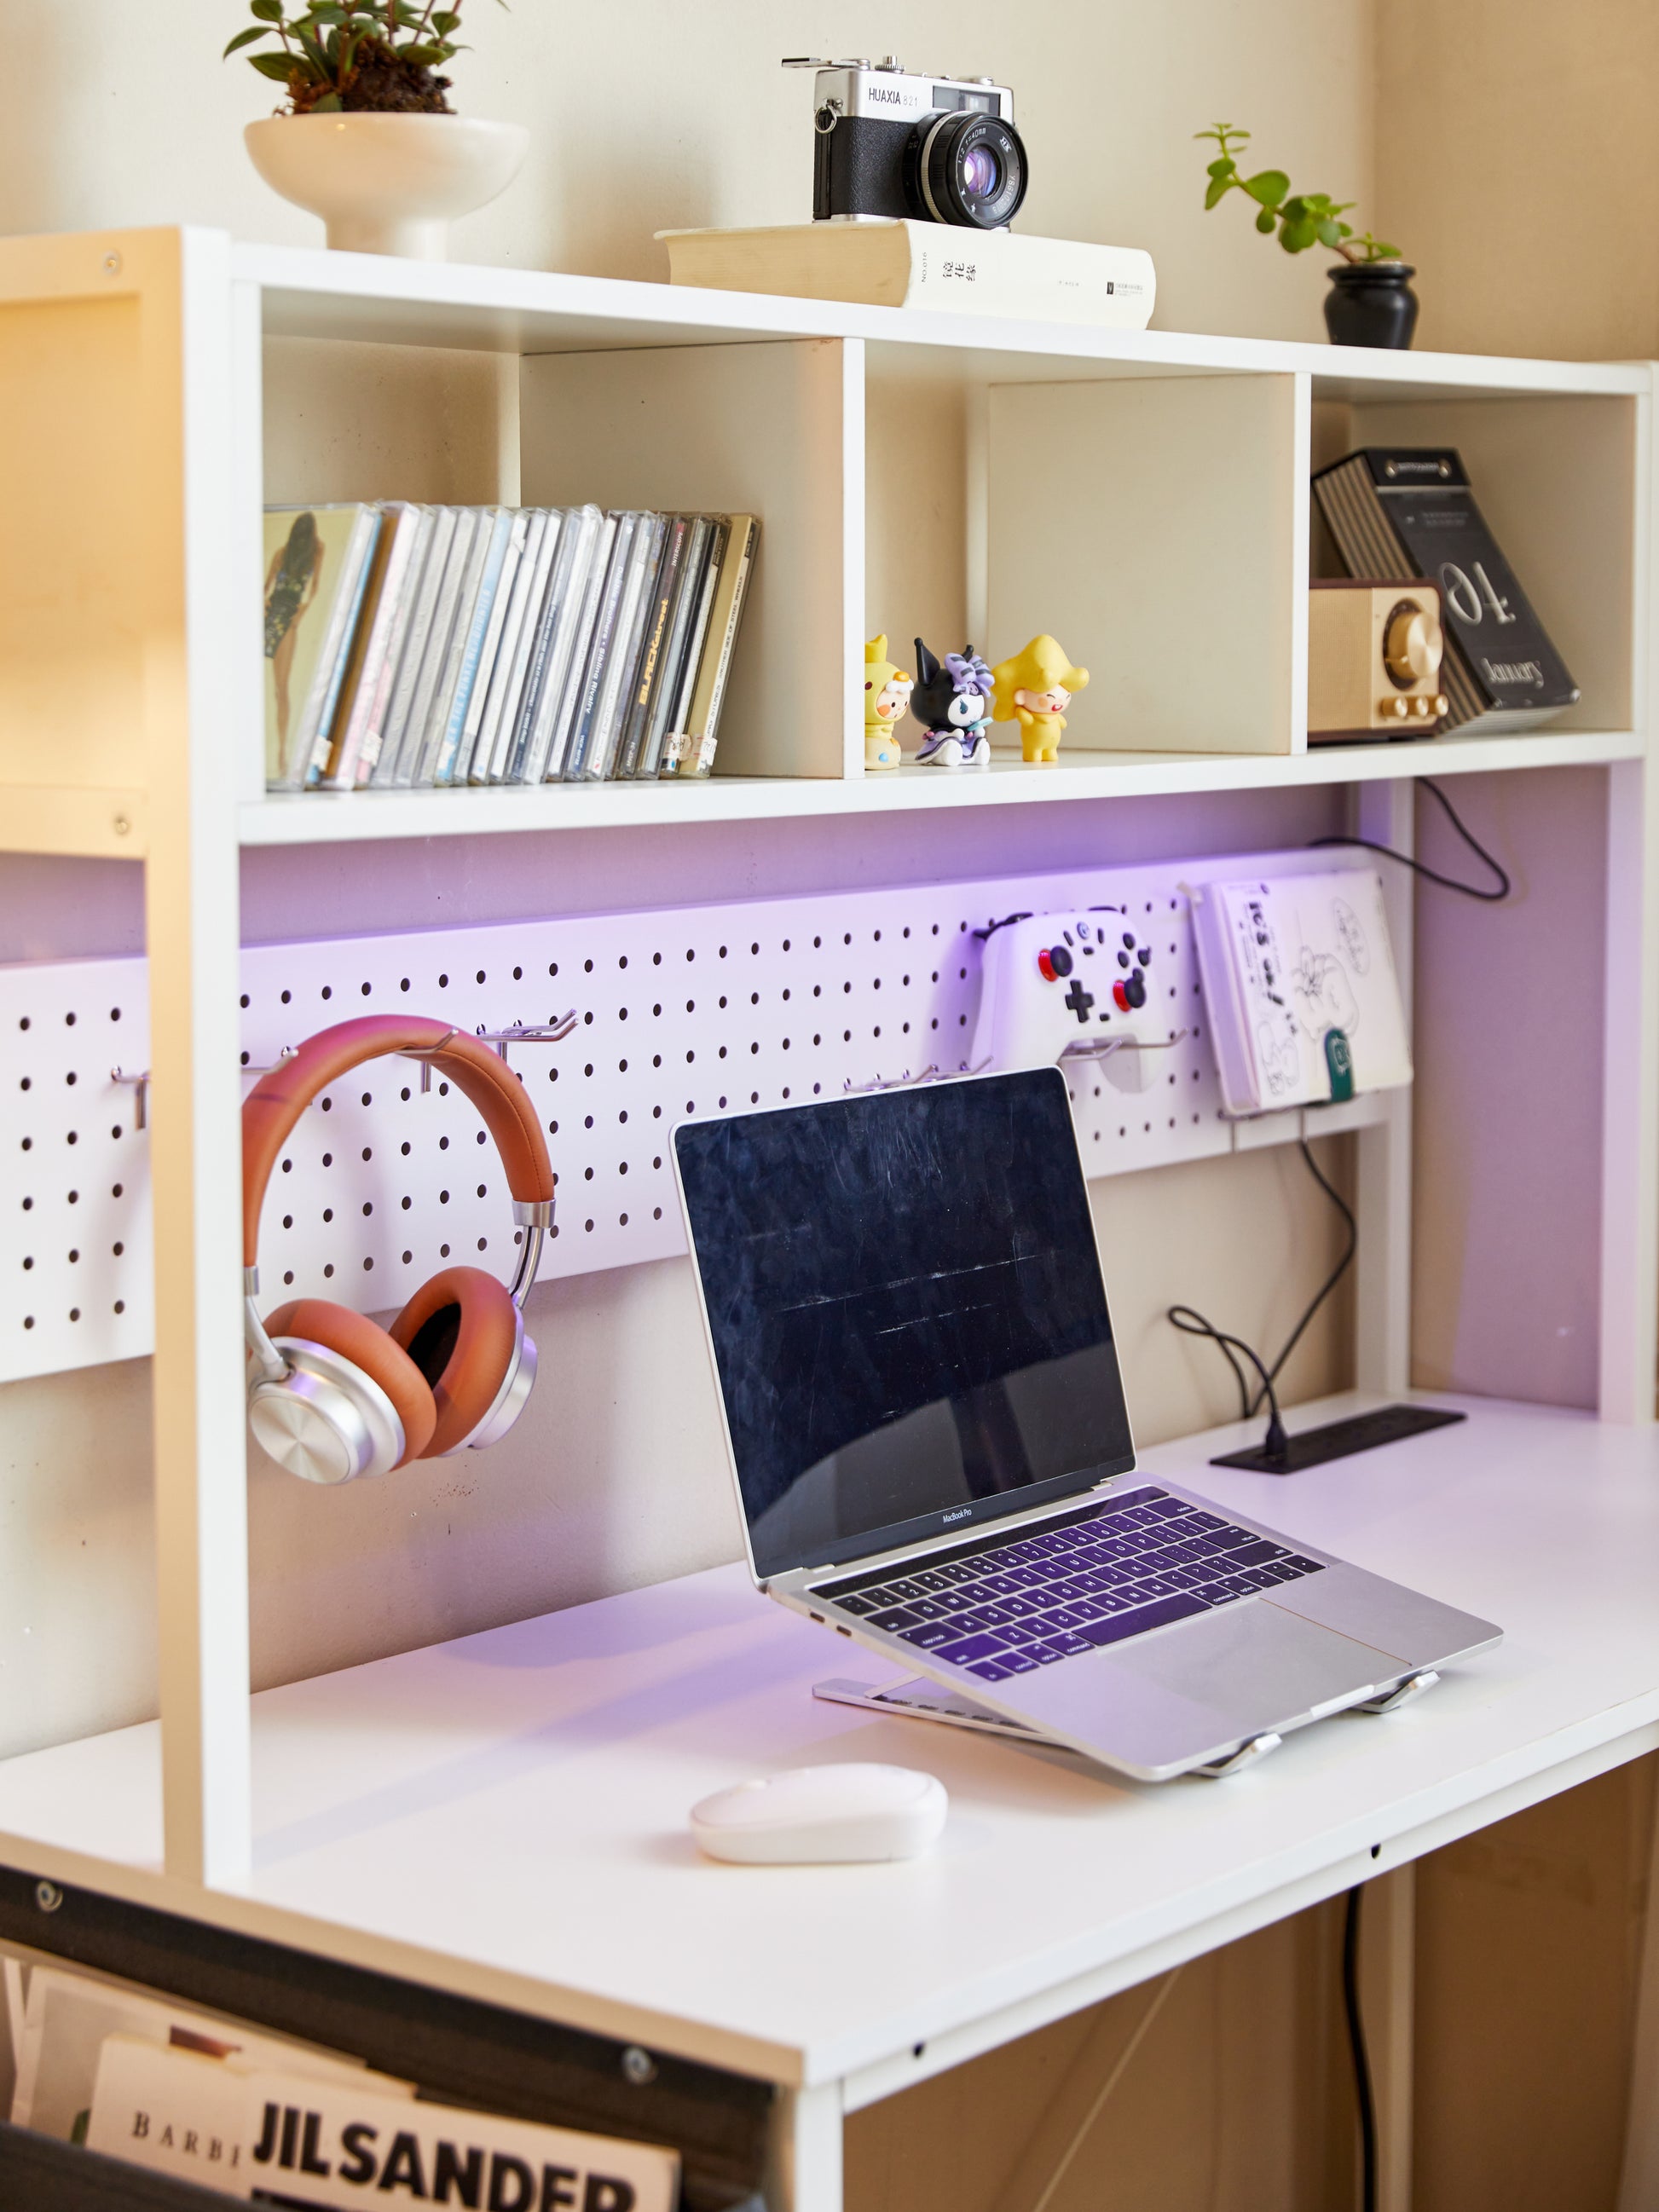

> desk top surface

[{"left": 4, "top": 1392, "right": 1659, "bottom": 2091}]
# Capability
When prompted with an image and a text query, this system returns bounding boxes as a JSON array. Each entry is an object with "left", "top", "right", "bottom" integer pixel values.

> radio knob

[{"left": 1384, "top": 603, "right": 1442, "bottom": 687}]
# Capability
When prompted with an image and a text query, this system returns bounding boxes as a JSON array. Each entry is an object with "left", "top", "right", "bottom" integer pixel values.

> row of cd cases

[{"left": 263, "top": 500, "right": 759, "bottom": 794}]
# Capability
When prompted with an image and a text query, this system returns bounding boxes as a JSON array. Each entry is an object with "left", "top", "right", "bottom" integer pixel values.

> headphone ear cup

[
  {"left": 261, "top": 1298, "right": 437, "bottom": 1472},
  {"left": 390, "top": 1267, "right": 525, "bottom": 1457}
]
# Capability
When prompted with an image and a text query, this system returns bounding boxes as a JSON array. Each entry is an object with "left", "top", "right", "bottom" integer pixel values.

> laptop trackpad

[{"left": 1101, "top": 1598, "right": 1390, "bottom": 1729}]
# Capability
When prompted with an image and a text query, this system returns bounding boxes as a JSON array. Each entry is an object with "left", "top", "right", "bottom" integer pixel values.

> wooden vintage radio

[{"left": 1308, "top": 579, "right": 1448, "bottom": 742}]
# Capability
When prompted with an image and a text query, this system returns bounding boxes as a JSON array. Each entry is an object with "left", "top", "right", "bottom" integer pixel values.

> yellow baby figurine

[
  {"left": 991, "top": 635, "right": 1090, "bottom": 764},
  {"left": 864, "top": 635, "right": 914, "bottom": 770}
]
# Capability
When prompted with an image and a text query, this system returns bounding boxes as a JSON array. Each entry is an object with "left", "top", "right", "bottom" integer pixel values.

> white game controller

[{"left": 971, "top": 910, "right": 1177, "bottom": 1094}]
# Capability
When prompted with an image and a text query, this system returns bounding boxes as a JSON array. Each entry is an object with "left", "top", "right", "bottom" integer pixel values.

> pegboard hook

[
  {"left": 474, "top": 1011, "right": 580, "bottom": 1072},
  {"left": 843, "top": 1057, "right": 990, "bottom": 1096},
  {"left": 843, "top": 1064, "right": 937, "bottom": 1095},
  {"left": 1060, "top": 1027, "right": 1190, "bottom": 1064},
  {"left": 110, "top": 1066, "right": 151, "bottom": 1131},
  {"left": 392, "top": 1014, "right": 578, "bottom": 1094},
  {"left": 243, "top": 1045, "right": 301, "bottom": 1077},
  {"left": 398, "top": 1028, "right": 461, "bottom": 1094}
]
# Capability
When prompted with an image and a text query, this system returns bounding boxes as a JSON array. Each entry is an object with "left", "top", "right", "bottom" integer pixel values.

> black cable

[
  {"left": 1166, "top": 1140, "right": 1357, "bottom": 1434},
  {"left": 1246, "top": 1140, "right": 1358, "bottom": 1418},
  {"left": 1181, "top": 1310, "right": 1253, "bottom": 1422},
  {"left": 1343, "top": 1886, "right": 1379, "bottom": 2212},
  {"left": 1167, "top": 1306, "right": 1287, "bottom": 1461},
  {"left": 1309, "top": 776, "right": 1511, "bottom": 902}
]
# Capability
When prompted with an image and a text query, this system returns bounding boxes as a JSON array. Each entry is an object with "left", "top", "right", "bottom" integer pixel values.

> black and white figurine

[{"left": 910, "top": 639, "right": 994, "bottom": 768}]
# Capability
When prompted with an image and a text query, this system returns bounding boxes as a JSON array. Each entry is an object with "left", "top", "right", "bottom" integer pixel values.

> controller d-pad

[{"left": 1063, "top": 978, "right": 1095, "bottom": 1024}]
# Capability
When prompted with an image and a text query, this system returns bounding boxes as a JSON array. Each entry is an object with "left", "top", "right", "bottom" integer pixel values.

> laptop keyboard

[{"left": 808, "top": 1487, "right": 1325, "bottom": 1684}]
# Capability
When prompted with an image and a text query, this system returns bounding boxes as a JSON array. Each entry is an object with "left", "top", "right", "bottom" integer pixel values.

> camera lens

[
  {"left": 960, "top": 146, "right": 1001, "bottom": 196},
  {"left": 906, "top": 110, "right": 1027, "bottom": 228}
]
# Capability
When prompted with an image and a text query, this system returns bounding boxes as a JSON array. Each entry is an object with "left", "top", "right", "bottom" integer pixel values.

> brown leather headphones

[{"left": 242, "top": 1015, "right": 556, "bottom": 1485}]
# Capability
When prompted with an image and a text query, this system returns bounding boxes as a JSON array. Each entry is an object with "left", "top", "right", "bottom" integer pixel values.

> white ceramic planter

[{"left": 245, "top": 113, "right": 529, "bottom": 259}]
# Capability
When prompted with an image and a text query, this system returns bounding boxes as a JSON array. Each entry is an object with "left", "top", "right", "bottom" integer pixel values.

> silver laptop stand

[{"left": 812, "top": 1667, "right": 1439, "bottom": 1779}]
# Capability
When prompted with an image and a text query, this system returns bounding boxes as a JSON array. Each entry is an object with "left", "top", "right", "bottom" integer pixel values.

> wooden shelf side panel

[{"left": 0, "top": 231, "right": 198, "bottom": 850}]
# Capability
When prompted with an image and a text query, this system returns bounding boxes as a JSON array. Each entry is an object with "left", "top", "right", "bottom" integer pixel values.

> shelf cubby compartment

[
  {"left": 1309, "top": 387, "right": 1638, "bottom": 736},
  {"left": 520, "top": 338, "right": 860, "bottom": 781},
  {"left": 982, "top": 373, "right": 1305, "bottom": 759}
]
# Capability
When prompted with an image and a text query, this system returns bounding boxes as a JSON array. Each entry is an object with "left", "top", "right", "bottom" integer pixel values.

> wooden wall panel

[{"left": 1413, "top": 1757, "right": 1657, "bottom": 2212}]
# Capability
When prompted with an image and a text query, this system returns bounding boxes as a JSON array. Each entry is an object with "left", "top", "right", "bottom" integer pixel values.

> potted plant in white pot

[{"left": 232, "top": 0, "right": 528, "bottom": 258}]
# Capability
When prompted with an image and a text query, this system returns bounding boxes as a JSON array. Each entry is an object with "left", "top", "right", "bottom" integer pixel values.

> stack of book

[
  {"left": 1312, "top": 448, "right": 1577, "bottom": 733},
  {"left": 263, "top": 503, "right": 759, "bottom": 794}
]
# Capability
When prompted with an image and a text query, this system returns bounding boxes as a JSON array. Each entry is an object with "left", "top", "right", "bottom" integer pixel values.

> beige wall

[
  {"left": 1375, "top": 0, "right": 1659, "bottom": 361},
  {"left": 0, "top": 0, "right": 1374, "bottom": 344}
]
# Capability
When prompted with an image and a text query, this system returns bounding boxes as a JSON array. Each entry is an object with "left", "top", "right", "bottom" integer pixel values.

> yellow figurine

[
  {"left": 991, "top": 635, "right": 1090, "bottom": 764},
  {"left": 864, "top": 635, "right": 914, "bottom": 770}
]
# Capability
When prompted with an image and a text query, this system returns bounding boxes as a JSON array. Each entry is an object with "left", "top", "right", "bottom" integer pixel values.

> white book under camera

[{"left": 657, "top": 221, "right": 1155, "bottom": 328}]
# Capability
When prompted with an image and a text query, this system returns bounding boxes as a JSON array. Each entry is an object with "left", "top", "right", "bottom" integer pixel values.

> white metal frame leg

[
  {"left": 149, "top": 229, "right": 254, "bottom": 1887},
  {"left": 766, "top": 2082, "right": 843, "bottom": 2212},
  {"left": 1353, "top": 779, "right": 1413, "bottom": 1395},
  {"left": 1598, "top": 754, "right": 1659, "bottom": 1424}
]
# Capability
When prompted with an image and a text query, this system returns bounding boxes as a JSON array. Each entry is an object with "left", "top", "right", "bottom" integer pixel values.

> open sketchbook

[{"left": 1191, "top": 867, "right": 1412, "bottom": 1117}]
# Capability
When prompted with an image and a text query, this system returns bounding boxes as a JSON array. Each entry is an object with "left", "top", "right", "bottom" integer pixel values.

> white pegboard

[
  {"left": 2, "top": 855, "right": 1390, "bottom": 1383},
  {"left": 1, "top": 970, "right": 155, "bottom": 1382}
]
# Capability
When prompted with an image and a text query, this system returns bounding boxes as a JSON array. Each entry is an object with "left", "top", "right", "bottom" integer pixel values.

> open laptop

[{"left": 673, "top": 1068, "right": 1500, "bottom": 1782}]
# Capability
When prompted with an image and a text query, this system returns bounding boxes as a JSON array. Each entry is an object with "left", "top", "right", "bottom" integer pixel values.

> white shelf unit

[{"left": 1, "top": 224, "right": 1656, "bottom": 1927}]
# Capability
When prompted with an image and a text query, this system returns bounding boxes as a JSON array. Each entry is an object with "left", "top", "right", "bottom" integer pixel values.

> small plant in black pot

[{"left": 1195, "top": 124, "right": 1418, "bottom": 349}]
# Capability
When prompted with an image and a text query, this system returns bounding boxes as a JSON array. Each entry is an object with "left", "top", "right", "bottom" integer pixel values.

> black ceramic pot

[{"left": 1324, "top": 263, "right": 1419, "bottom": 349}]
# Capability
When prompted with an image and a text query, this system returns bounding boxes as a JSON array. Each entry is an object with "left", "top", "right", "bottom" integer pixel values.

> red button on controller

[{"left": 1038, "top": 950, "right": 1057, "bottom": 982}]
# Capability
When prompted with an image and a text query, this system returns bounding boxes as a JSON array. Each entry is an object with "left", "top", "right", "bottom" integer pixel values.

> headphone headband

[{"left": 242, "top": 1014, "right": 555, "bottom": 1269}]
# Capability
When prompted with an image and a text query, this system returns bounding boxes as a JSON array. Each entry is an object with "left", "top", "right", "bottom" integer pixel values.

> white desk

[{"left": 5, "top": 1390, "right": 1659, "bottom": 2209}]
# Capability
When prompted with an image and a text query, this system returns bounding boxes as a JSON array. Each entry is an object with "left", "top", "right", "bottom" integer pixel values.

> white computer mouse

[{"left": 689, "top": 1763, "right": 948, "bottom": 1865}]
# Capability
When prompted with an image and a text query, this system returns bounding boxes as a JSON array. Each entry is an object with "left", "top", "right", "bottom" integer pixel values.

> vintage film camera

[{"left": 783, "top": 57, "right": 1028, "bottom": 229}]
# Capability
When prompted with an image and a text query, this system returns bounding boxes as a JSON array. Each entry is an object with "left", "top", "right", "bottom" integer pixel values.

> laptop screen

[{"left": 675, "top": 1068, "right": 1136, "bottom": 1579}]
